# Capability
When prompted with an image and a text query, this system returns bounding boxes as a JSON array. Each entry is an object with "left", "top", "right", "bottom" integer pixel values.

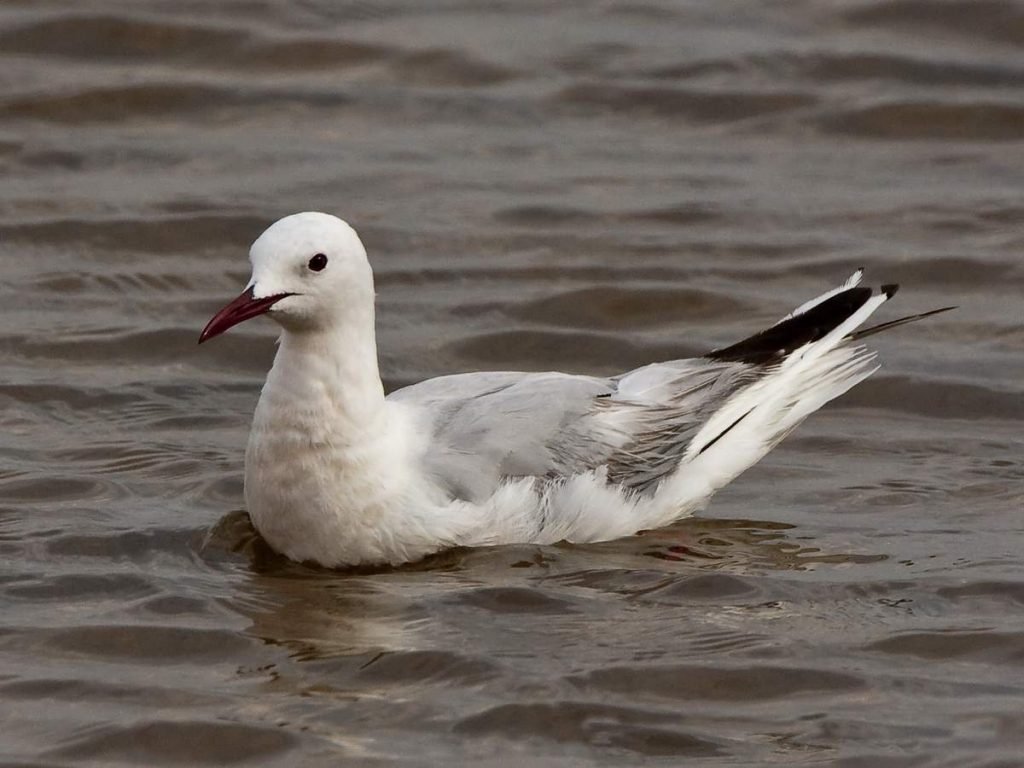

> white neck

[
  {"left": 261, "top": 303, "right": 385, "bottom": 437},
  {"left": 244, "top": 303, "right": 400, "bottom": 564}
]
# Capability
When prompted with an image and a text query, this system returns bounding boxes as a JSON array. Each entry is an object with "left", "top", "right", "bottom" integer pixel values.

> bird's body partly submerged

[{"left": 200, "top": 212, "right": 950, "bottom": 568}]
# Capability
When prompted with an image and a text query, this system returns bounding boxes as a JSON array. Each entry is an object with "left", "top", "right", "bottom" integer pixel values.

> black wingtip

[
  {"left": 848, "top": 304, "right": 956, "bottom": 341},
  {"left": 881, "top": 283, "right": 899, "bottom": 299},
  {"left": 707, "top": 286, "right": 873, "bottom": 365}
]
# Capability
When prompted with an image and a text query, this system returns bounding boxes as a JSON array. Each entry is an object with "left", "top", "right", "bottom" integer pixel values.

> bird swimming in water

[{"left": 199, "top": 212, "right": 951, "bottom": 568}]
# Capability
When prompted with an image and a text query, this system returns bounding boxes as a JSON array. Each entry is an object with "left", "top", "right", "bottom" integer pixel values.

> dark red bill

[{"left": 198, "top": 286, "right": 295, "bottom": 344}]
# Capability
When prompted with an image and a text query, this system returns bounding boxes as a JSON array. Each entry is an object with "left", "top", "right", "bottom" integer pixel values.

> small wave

[
  {"left": 0, "top": 15, "right": 246, "bottom": 60},
  {"left": 572, "top": 663, "right": 865, "bottom": 701},
  {"left": 444, "top": 328, "right": 699, "bottom": 371},
  {"left": 554, "top": 83, "right": 816, "bottom": 123},
  {"left": 867, "top": 630, "right": 1024, "bottom": 664},
  {"left": 45, "top": 719, "right": 299, "bottom": 764},
  {"left": 506, "top": 286, "right": 748, "bottom": 329},
  {"left": 845, "top": 0, "right": 1024, "bottom": 48},
  {"left": 818, "top": 101, "right": 1024, "bottom": 141},
  {"left": 454, "top": 701, "right": 723, "bottom": 757}
]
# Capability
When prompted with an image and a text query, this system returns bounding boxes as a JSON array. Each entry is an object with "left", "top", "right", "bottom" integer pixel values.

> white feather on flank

[{"left": 777, "top": 268, "right": 864, "bottom": 324}]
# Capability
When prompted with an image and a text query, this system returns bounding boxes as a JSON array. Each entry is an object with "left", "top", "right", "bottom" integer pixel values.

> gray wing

[
  {"left": 389, "top": 371, "right": 615, "bottom": 501},
  {"left": 388, "top": 360, "right": 758, "bottom": 502}
]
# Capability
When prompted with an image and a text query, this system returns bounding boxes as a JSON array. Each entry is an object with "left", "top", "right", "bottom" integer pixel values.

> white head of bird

[{"left": 199, "top": 211, "right": 374, "bottom": 342}]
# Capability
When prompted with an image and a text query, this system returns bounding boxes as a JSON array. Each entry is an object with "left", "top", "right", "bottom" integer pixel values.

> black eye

[{"left": 308, "top": 253, "right": 328, "bottom": 272}]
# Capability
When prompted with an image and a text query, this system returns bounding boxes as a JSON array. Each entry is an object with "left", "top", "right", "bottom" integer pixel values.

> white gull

[{"left": 199, "top": 212, "right": 950, "bottom": 568}]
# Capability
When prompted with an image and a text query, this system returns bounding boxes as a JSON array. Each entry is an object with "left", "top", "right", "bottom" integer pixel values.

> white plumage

[{"left": 198, "top": 212, "right": 931, "bottom": 568}]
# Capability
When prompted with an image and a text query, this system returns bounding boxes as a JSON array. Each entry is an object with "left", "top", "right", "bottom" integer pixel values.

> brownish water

[{"left": 2, "top": 1, "right": 1023, "bottom": 765}]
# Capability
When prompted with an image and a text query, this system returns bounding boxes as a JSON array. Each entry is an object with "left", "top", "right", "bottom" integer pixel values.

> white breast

[{"left": 245, "top": 384, "right": 482, "bottom": 567}]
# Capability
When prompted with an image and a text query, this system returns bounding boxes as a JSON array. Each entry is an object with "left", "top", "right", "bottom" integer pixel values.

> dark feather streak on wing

[
  {"left": 602, "top": 363, "right": 760, "bottom": 494},
  {"left": 696, "top": 407, "right": 754, "bottom": 456},
  {"left": 707, "top": 287, "right": 872, "bottom": 365}
]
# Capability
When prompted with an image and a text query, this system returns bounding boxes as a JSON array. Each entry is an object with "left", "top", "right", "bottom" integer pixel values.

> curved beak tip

[
  {"left": 198, "top": 287, "right": 293, "bottom": 345},
  {"left": 197, "top": 325, "right": 217, "bottom": 345}
]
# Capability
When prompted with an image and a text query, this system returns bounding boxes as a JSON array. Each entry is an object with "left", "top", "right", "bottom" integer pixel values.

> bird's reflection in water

[
  {"left": 636, "top": 517, "right": 887, "bottom": 571},
  {"left": 203, "top": 510, "right": 448, "bottom": 662},
  {"left": 202, "top": 508, "right": 886, "bottom": 664}
]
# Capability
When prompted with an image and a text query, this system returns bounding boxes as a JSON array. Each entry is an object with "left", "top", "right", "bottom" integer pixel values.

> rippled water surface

[{"left": 2, "top": 1, "right": 1023, "bottom": 765}]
